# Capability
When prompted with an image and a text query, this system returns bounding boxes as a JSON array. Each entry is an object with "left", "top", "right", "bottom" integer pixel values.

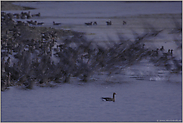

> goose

[
  {"left": 26, "top": 11, "right": 32, "bottom": 19},
  {"left": 13, "top": 13, "right": 20, "bottom": 19},
  {"left": 170, "top": 49, "right": 173, "bottom": 56},
  {"left": 32, "top": 21, "right": 37, "bottom": 25},
  {"left": 85, "top": 22, "right": 92, "bottom": 25},
  {"left": 37, "top": 22, "right": 44, "bottom": 25},
  {"left": 27, "top": 20, "right": 33, "bottom": 24},
  {"left": 93, "top": 21, "right": 97, "bottom": 25},
  {"left": 32, "top": 12, "right": 40, "bottom": 17},
  {"left": 106, "top": 21, "right": 112, "bottom": 25},
  {"left": 160, "top": 46, "right": 164, "bottom": 51},
  {"left": 102, "top": 92, "right": 116, "bottom": 102},
  {"left": 53, "top": 21, "right": 61, "bottom": 25},
  {"left": 123, "top": 21, "right": 126, "bottom": 25}
]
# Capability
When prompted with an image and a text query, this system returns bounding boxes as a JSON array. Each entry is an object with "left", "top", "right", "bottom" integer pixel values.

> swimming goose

[
  {"left": 85, "top": 22, "right": 92, "bottom": 25},
  {"left": 170, "top": 49, "right": 173, "bottom": 56},
  {"left": 102, "top": 92, "right": 116, "bottom": 102},
  {"left": 93, "top": 21, "right": 97, "bottom": 25},
  {"left": 53, "top": 21, "right": 61, "bottom": 25},
  {"left": 27, "top": 20, "right": 33, "bottom": 24},
  {"left": 123, "top": 21, "right": 126, "bottom": 25},
  {"left": 106, "top": 21, "right": 112, "bottom": 25},
  {"left": 37, "top": 22, "right": 44, "bottom": 25},
  {"left": 32, "top": 21, "right": 37, "bottom": 25},
  {"left": 160, "top": 46, "right": 164, "bottom": 51},
  {"left": 32, "top": 12, "right": 40, "bottom": 17}
]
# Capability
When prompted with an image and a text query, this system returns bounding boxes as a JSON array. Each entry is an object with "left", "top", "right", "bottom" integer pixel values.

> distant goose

[
  {"left": 32, "top": 12, "right": 40, "bottom": 17},
  {"left": 102, "top": 92, "right": 116, "bottom": 102},
  {"left": 53, "top": 21, "right": 61, "bottom": 25},
  {"left": 106, "top": 21, "right": 112, "bottom": 25},
  {"left": 27, "top": 20, "right": 33, "bottom": 24},
  {"left": 123, "top": 21, "right": 127, "bottom": 25},
  {"left": 170, "top": 49, "right": 173, "bottom": 56},
  {"left": 13, "top": 13, "right": 20, "bottom": 19},
  {"left": 168, "top": 49, "right": 173, "bottom": 56},
  {"left": 32, "top": 21, "right": 37, "bottom": 25},
  {"left": 26, "top": 11, "right": 32, "bottom": 19},
  {"left": 160, "top": 46, "right": 164, "bottom": 51},
  {"left": 85, "top": 22, "right": 92, "bottom": 25},
  {"left": 93, "top": 21, "right": 97, "bottom": 25},
  {"left": 37, "top": 22, "right": 44, "bottom": 25}
]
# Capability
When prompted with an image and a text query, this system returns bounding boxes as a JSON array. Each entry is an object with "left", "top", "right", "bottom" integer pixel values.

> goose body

[
  {"left": 32, "top": 12, "right": 40, "bottom": 17},
  {"left": 37, "top": 22, "right": 44, "bottom": 25},
  {"left": 85, "top": 22, "right": 92, "bottom": 25},
  {"left": 53, "top": 21, "right": 61, "bottom": 25},
  {"left": 93, "top": 21, "right": 97, "bottom": 25},
  {"left": 102, "top": 92, "right": 116, "bottom": 102},
  {"left": 123, "top": 21, "right": 126, "bottom": 25},
  {"left": 106, "top": 21, "right": 112, "bottom": 25}
]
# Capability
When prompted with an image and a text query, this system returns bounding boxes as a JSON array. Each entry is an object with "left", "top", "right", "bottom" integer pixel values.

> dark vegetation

[{"left": 1, "top": 11, "right": 182, "bottom": 91}]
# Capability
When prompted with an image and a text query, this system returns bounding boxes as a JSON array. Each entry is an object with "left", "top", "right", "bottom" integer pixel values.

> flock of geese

[
  {"left": 85, "top": 20, "right": 127, "bottom": 26},
  {"left": 2, "top": 11, "right": 127, "bottom": 27}
]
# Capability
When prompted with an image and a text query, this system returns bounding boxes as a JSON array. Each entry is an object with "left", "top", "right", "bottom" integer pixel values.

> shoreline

[{"left": 1, "top": 1, "right": 35, "bottom": 11}]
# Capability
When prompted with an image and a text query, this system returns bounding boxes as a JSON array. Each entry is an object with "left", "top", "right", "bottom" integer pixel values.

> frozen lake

[{"left": 1, "top": 1, "right": 182, "bottom": 122}]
